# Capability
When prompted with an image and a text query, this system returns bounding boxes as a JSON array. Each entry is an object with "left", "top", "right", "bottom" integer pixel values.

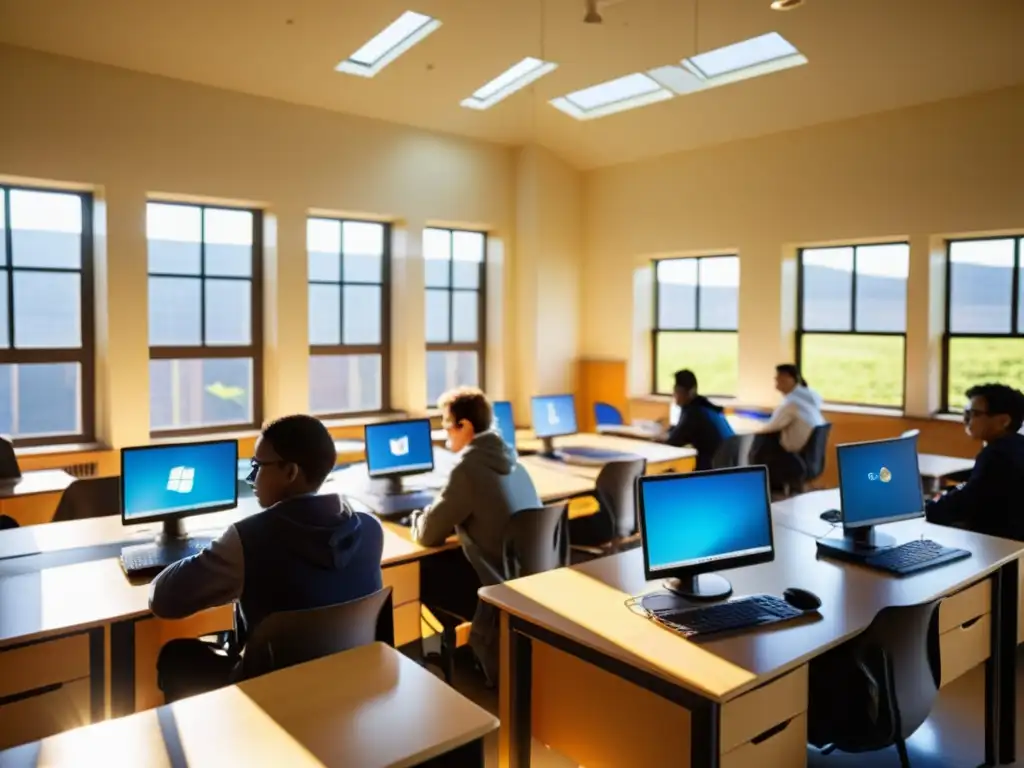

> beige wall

[{"left": 584, "top": 84, "right": 1024, "bottom": 413}]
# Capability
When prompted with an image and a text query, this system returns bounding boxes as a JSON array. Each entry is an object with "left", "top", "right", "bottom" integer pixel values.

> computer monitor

[
  {"left": 492, "top": 400, "right": 516, "bottom": 451},
  {"left": 637, "top": 465, "right": 775, "bottom": 601},
  {"left": 121, "top": 440, "right": 239, "bottom": 543},
  {"left": 827, "top": 434, "right": 923, "bottom": 553},
  {"left": 364, "top": 419, "right": 434, "bottom": 494},
  {"left": 530, "top": 394, "right": 578, "bottom": 455}
]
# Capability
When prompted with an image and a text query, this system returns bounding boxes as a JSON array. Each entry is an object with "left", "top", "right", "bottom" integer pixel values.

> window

[
  {"left": 147, "top": 202, "right": 261, "bottom": 434},
  {"left": 652, "top": 256, "right": 739, "bottom": 397},
  {"left": 943, "top": 237, "right": 1024, "bottom": 411},
  {"left": 425, "top": 228, "right": 486, "bottom": 405},
  {"left": 0, "top": 186, "right": 93, "bottom": 444},
  {"left": 307, "top": 218, "right": 389, "bottom": 416},
  {"left": 797, "top": 243, "right": 909, "bottom": 408}
]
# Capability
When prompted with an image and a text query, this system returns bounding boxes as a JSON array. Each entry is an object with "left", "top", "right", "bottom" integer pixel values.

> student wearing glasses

[{"left": 926, "top": 383, "right": 1024, "bottom": 540}]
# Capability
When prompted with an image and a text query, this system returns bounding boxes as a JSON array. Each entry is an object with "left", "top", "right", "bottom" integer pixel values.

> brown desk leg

[
  {"left": 985, "top": 558, "right": 1018, "bottom": 766},
  {"left": 497, "top": 612, "right": 532, "bottom": 768}
]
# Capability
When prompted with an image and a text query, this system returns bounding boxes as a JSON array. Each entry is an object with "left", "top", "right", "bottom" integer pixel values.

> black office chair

[
  {"left": 0, "top": 437, "right": 20, "bottom": 482},
  {"left": 809, "top": 600, "right": 940, "bottom": 768},
  {"left": 52, "top": 476, "right": 121, "bottom": 523},
  {"left": 240, "top": 587, "right": 393, "bottom": 680},
  {"left": 0, "top": 515, "right": 18, "bottom": 530},
  {"left": 712, "top": 433, "right": 754, "bottom": 470},
  {"left": 795, "top": 422, "right": 832, "bottom": 493},
  {"left": 570, "top": 457, "right": 646, "bottom": 560}
]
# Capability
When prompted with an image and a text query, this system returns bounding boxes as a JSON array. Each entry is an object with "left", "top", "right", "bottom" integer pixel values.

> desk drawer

[
  {"left": 941, "top": 613, "right": 990, "bottom": 687},
  {"left": 0, "top": 634, "right": 91, "bottom": 700},
  {"left": 0, "top": 678, "right": 90, "bottom": 750},
  {"left": 720, "top": 666, "right": 807, "bottom": 754},
  {"left": 383, "top": 562, "right": 419, "bottom": 607},
  {"left": 721, "top": 712, "right": 807, "bottom": 768},
  {"left": 938, "top": 579, "right": 990, "bottom": 634}
]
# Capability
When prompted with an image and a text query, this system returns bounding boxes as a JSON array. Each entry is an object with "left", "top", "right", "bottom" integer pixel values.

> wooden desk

[
  {"left": 0, "top": 643, "right": 497, "bottom": 768},
  {"left": 481, "top": 517, "right": 1022, "bottom": 767},
  {"left": 0, "top": 470, "right": 76, "bottom": 528},
  {"left": 599, "top": 414, "right": 766, "bottom": 442},
  {"left": 516, "top": 433, "right": 695, "bottom": 475}
]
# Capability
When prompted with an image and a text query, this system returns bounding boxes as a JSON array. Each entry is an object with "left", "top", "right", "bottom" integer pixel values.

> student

[
  {"left": 663, "top": 369, "right": 735, "bottom": 470},
  {"left": 410, "top": 387, "right": 541, "bottom": 684},
  {"left": 751, "top": 363, "right": 826, "bottom": 490},
  {"left": 926, "top": 383, "right": 1024, "bottom": 540},
  {"left": 151, "top": 414, "right": 383, "bottom": 702}
]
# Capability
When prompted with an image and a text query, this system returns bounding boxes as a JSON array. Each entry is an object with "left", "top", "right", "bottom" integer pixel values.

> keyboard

[
  {"left": 378, "top": 491, "right": 435, "bottom": 517},
  {"left": 120, "top": 540, "right": 209, "bottom": 576},
  {"left": 863, "top": 539, "right": 971, "bottom": 575},
  {"left": 652, "top": 594, "right": 806, "bottom": 639}
]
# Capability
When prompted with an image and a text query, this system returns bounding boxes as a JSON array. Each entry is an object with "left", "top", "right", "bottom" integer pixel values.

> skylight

[
  {"left": 335, "top": 11, "right": 441, "bottom": 78},
  {"left": 549, "top": 73, "right": 672, "bottom": 120},
  {"left": 681, "top": 32, "right": 805, "bottom": 83},
  {"left": 461, "top": 57, "right": 558, "bottom": 110}
]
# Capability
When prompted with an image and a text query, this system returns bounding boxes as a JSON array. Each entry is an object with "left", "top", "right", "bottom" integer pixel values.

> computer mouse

[
  {"left": 783, "top": 587, "right": 822, "bottom": 612},
  {"left": 819, "top": 509, "right": 841, "bottom": 524}
]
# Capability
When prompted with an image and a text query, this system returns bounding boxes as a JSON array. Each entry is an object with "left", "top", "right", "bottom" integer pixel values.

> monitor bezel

[
  {"left": 637, "top": 464, "right": 776, "bottom": 582},
  {"left": 364, "top": 418, "right": 436, "bottom": 479},
  {"left": 491, "top": 400, "right": 516, "bottom": 449},
  {"left": 530, "top": 393, "right": 579, "bottom": 439},
  {"left": 119, "top": 439, "right": 240, "bottom": 527},
  {"left": 836, "top": 434, "right": 924, "bottom": 531}
]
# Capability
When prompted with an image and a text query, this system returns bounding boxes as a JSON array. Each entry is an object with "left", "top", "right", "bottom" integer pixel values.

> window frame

[
  {"left": 307, "top": 217, "right": 392, "bottom": 418},
  {"left": 795, "top": 241, "right": 909, "bottom": 410},
  {"left": 146, "top": 200, "right": 264, "bottom": 437},
  {"left": 425, "top": 227, "right": 487, "bottom": 401},
  {"left": 941, "top": 235, "right": 1023, "bottom": 413},
  {"left": 0, "top": 184, "right": 95, "bottom": 447},
  {"left": 650, "top": 254, "right": 739, "bottom": 398}
]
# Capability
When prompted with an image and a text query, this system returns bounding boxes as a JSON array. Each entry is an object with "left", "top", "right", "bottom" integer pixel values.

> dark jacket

[
  {"left": 665, "top": 396, "right": 735, "bottom": 470},
  {"left": 149, "top": 494, "right": 384, "bottom": 642},
  {"left": 926, "top": 433, "right": 1024, "bottom": 540}
]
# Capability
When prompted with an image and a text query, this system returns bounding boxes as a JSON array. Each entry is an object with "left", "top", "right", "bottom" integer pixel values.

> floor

[{"left": 428, "top": 644, "right": 1024, "bottom": 767}]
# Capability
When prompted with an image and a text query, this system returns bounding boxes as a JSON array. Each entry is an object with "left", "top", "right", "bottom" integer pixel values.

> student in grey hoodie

[
  {"left": 410, "top": 387, "right": 540, "bottom": 684},
  {"left": 751, "top": 363, "right": 826, "bottom": 491},
  {"left": 152, "top": 415, "right": 383, "bottom": 702}
]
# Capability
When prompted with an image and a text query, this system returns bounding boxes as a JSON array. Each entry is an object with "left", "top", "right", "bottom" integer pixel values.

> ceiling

[{"left": 1, "top": 0, "right": 1022, "bottom": 169}]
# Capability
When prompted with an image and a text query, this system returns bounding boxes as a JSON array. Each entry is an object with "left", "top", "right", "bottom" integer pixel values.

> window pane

[
  {"left": 0, "top": 189, "right": 6, "bottom": 265},
  {"left": 654, "top": 331, "right": 738, "bottom": 396},
  {"left": 204, "top": 279, "right": 251, "bottom": 345},
  {"left": 0, "top": 363, "right": 80, "bottom": 438},
  {"left": 800, "top": 334, "right": 904, "bottom": 407},
  {"left": 150, "top": 357, "right": 253, "bottom": 430},
  {"left": 309, "top": 283, "right": 341, "bottom": 345},
  {"left": 452, "top": 231, "right": 484, "bottom": 288},
  {"left": 343, "top": 285, "right": 381, "bottom": 345},
  {"left": 149, "top": 277, "right": 201, "bottom": 346},
  {"left": 697, "top": 257, "right": 739, "bottom": 330},
  {"left": 802, "top": 247, "right": 853, "bottom": 331},
  {"left": 947, "top": 337, "right": 1024, "bottom": 409},
  {"left": 855, "top": 244, "right": 909, "bottom": 332},
  {"left": 1019, "top": 239, "right": 1024, "bottom": 334},
  {"left": 452, "top": 291, "right": 478, "bottom": 342},
  {"left": 427, "top": 351, "right": 478, "bottom": 405},
  {"left": 204, "top": 209, "right": 253, "bottom": 277},
  {"left": 343, "top": 222, "right": 385, "bottom": 283},
  {"left": 14, "top": 272, "right": 81, "bottom": 348},
  {"left": 426, "top": 289, "right": 450, "bottom": 343},
  {"left": 308, "top": 219, "right": 342, "bottom": 282},
  {"left": 147, "top": 203, "right": 201, "bottom": 275},
  {"left": 656, "top": 259, "right": 697, "bottom": 329},
  {"left": 10, "top": 189, "right": 82, "bottom": 269},
  {"left": 0, "top": 272, "right": 7, "bottom": 347},
  {"left": 424, "top": 228, "right": 451, "bottom": 287},
  {"left": 309, "top": 354, "right": 382, "bottom": 414},
  {"left": 949, "top": 239, "right": 1014, "bottom": 334}
]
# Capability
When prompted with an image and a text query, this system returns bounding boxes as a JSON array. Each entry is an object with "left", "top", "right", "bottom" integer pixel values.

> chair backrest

[
  {"left": 712, "top": 433, "right": 755, "bottom": 470},
  {"left": 241, "top": 586, "right": 392, "bottom": 679},
  {"left": 593, "top": 402, "right": 624, "bottom": 427},
  {"left": 0, "top": 437, "right": 20, "bottom": 481},
  {"left": 503, "top": 503, "right": 570, "bottom": 579},
  {"left": 800, "top": 423, "right": 832, "bottom": 482},
  {"left": 900, "top": 429, "right": 920, "bottom": 439},
  {"left": 0, "top": 515, "right": 18, "bottom": 531},
  {"left": 52, "top": 476, "right": 121, "bottom": 523},
  {"left": 595, "top": 457, "right": 647, "bottom": 539}
]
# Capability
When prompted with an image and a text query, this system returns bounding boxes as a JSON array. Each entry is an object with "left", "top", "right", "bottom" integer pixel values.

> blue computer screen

[
  {"left": 122, "top": 441, "right": 238, "bottom": 522},
  {"left": 838, "top": 437, "right": 923, "bottom": 527},
  {"left": 365, "top": 420, "right": 434, "bottom": 477},
  {"left": 531, "top": 394, "right": 578, "bottom": 439},
  {"left": 640, "top": 468, "right": 773, "bottom": 572},
  {"left": 492, "top": 401, "right": 516, "bottom": 449}
]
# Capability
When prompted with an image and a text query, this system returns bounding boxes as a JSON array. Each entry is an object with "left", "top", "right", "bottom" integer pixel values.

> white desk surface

[
  {"left": 517, "top": 432, "right": 695, "bottom": 465},
  {"left": 918, "top": 453, "right": 975, "bottom": 479},
  {"left": 0, "top": 643, "right": 498, "bottom": 768},
  {"left": 0, "top": 469, "right": 75, "bottom": 499}
]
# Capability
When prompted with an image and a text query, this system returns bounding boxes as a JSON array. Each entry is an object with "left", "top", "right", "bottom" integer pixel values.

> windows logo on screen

[
  {"left": 389, "top": 436, "right": 409, "bottom": 457},
  {"left": 167, "top": 466, "right": 195, "bottom": 494}
]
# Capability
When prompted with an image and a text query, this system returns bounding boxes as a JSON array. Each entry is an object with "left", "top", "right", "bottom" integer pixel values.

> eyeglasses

[
  {"left": 963, "top": 407, "right": 990, "bottom": 424},
  {"left": 245, "top": 457, "right": 286, "bottom": 485}
]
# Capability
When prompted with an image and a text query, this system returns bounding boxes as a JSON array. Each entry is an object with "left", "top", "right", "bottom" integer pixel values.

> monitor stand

[
  {"left": 663, "top": 574, "right": 733, "bottom": 601},
  {"left": 540, "top": 437, "right": 556, "bottom": 458},
  {"left": 381, "top": 477, "right": 404, "bottom": 496},
  {"left": 817, "top": 525, "right": 897, "bottom": 558},
  {"left": 156, "top": 518, "right": 189, "bottom": 547}
]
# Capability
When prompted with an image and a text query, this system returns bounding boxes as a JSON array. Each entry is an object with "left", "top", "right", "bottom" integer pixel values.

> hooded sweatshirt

[
  {"left": 762, "top": 385, "right": 826, "bottom": 453},
  {"left": 665, "top": 395, "right": 735, "bottom": 471},
  {"left": 149, "top": 494, "right": 383, "bottom": 640},
  {"left": 411, "top": 430, "right": 541, "bottom": 567}
]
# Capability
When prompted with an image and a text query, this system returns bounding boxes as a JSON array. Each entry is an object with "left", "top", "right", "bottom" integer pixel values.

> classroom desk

[
  {"left": 516, "top": 433, "right": 695, "bottom": 474},
  {"left": 481, "top": 514, "right": 1023, "bottom": 767},
  {"left": 0, "top": 642, "right": 498, "bottom": 768},
  {"left": 0, "top": 470, "right": 76, "bottom": 528},
  {"left": 431, "top": 428, "right": 535, "bottom": 446},
  {"left": 595, "top": 413, "right": 766, "bottom": 443},
  {"left": 918, "top": 453, "right": 975, "bottom": 493}
]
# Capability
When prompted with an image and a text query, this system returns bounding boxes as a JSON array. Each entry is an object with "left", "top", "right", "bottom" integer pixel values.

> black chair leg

[
  {"left": 895, "top": 737, "right": 910, "bottom": 768},
  {"left": 441, "top": 625, "right": 456, "bottom": 684}
]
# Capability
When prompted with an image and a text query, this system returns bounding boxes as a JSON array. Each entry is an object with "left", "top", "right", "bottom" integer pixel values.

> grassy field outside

[
  {"left": 654, "top": 332, "right": 738, "bottom": 396},
  {"left": 947, "top": 337, "right": 1024, "bottom": 408},
  {"left": 799, "top": 334, "right": 905, "bottom": 407}
]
